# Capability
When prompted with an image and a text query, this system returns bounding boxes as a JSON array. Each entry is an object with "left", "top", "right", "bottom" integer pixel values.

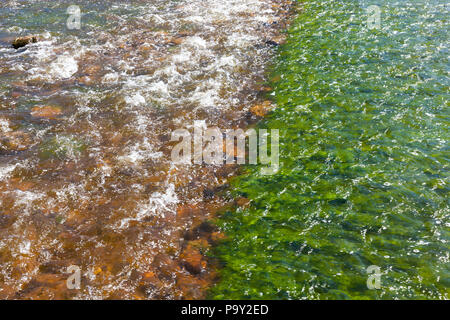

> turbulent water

[
  {"left": 0, "top": 0, "right": 448, "bottom": 301},
  {"left": 0, "top": 0, "right": 290, "bottom": 299},
  {"left": 212, "top": 0, "right": 449, "bottom": 299}
]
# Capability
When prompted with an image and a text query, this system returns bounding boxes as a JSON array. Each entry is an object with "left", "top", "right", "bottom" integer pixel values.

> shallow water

[
  {"left": 212, "top": 0, "right": 449, "bottom": 299},
  {"left": 0, "top": 0, "right": 290, "bottom": 299}
]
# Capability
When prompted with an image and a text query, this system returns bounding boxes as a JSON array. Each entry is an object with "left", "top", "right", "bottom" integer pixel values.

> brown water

[{"left": 0, "top": 0, "right": 292, "bottom": 299}]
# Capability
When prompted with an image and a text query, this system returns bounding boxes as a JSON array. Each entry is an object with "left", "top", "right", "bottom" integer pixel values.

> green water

[{"left": 212, "top": 0, "right": 449, "bottom": 299}]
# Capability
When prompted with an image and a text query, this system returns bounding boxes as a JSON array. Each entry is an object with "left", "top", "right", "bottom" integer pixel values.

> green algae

[
  {"left": 211, "top": 0, "right": 449, "bottom": 299},
  {"left": 39, "top": 135, "right": 86, "bottom": 160}
]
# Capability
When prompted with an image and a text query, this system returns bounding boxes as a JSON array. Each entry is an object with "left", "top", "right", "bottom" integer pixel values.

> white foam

[
  {"left": 48, "top": 54, "right": 78, "bottom": 79},
  {"left": 125, "top": 93, "right": 146, "bottom": 106},
  {"left": 0, "top": 118, "right": 11, "bottom": 133},
  {"left": 148, "top": 81, "right": 169, "bottom": 96},
  {"left": 18, "top": 241, "right": 32, "bottom": 255},
  {"left": 172, "top": 50, "right": 192, "bottom": 63},
  {"left": 102, "top": 72, "right": 120, "bottom": 84},
  {"left": 13, "top": 190, "right": 45, "bottom": 216},
  {"left": 0, "top": 164, "right": 17, "bottom": 182},
  {"left": 0, "top": 160, "right": 29, "bottom": 182},
  {"left": 117, "top": 139, "right": 163, "bottom": 165},
  {"left": 184, "top": 36, "right": 208, "bottom": 49},
  {"left": 136, "top": 184, "right": 178, "bottom": 219}
]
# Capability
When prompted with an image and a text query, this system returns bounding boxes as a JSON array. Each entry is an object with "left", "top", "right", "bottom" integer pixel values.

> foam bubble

[
  {"left": 125, "top": 93, "right": 146, "bottom": 106},
  {"left": 48, "top": 54, "right": 78, "bottom": 79},
  {"left": 0, "top": 118, "right": 11, "bottom": 133}
]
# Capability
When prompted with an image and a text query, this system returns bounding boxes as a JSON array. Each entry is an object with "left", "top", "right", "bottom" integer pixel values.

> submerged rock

[
  {"left": 0, "top": 117, "right": 33, "bottom": 152},
  {"left": 250, "top": 100, "right": 275, "bottom": 117},
  {"left": 169, "top": 37, "right": 184, "bottom": 46},
  {"left": 180, "top": 243, "right": 206, "bottom": 275},
  {"left": 31, "top": 106, "right": 62, "bottom": 119},
  {"left": 12, "top": 36, "right": 38, "bottom": 49}
]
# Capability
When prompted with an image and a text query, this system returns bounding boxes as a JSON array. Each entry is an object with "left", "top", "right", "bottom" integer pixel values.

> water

[
  {"left": 0, "top": 0, "right": 290, "bottom": 299},
  {"left": 211, "top": 0, "right": 449, "bottom": 299}
]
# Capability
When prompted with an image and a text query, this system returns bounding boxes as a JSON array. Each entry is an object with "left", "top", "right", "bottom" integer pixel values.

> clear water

[{"left": 212, "top": 0, "right": 449, "bottom": 299}]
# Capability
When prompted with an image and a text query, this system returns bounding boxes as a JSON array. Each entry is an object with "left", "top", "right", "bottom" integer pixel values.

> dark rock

[
  {"left": 329, "top": 198, "right": 348, "bottom": 206},
  {"left": 203, "top": 188, "right": 215, "bottom": 200},
  {"left": 198, "top": 221, "right": 215, "bottom": 234},
  {"left": 265, "top": 40, "right": 280, "bottom": 47},
  {"left": 180, "top": 243, "right": 205, "bottom": 274},
  {"left": 12, "top": 36, "right": 38, "bottom": 49}
]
